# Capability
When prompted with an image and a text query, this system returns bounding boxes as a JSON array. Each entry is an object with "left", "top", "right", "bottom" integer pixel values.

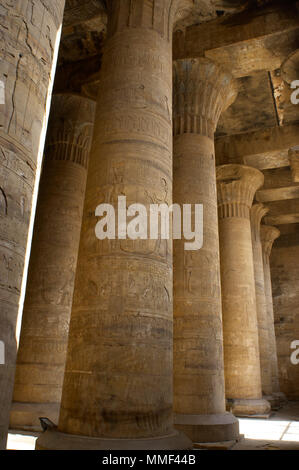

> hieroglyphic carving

[
  {"left": 172, "top": 58, "right": 239, "bottom": 441},
  {"left": 97, "top": 112, "right": 172, "bottom": 149},
  {"left": 12, "top": 95, "right": 95, "bottom": 432},
  {"left": 55, "top": 1, "right": 182, "bottom": 446},
  {"left": 107, "top": 0, "right": 182, "bottom": 41},
  {"left": 0, "top": 1, "right": 65, "bottom": 449}
]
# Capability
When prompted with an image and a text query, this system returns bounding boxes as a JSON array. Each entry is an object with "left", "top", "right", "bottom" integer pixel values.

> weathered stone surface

[
  {"left": 216, "top": 124, "right": 299, "bottom": 170},
  {"left": 10, "top": 94, "right": 96, "bottom": 431},
  {"left": 217, "top": 72, "right": 278, "bottom": 138},
  {"left": 289, "top": 148, "right": 299, "bottom": 184},
  {"left": 0, "top": 0, "right": 65, "bottom": 450},
  {"left": 251, "top": 204, "right": 273, "bottom": 400},
  {"left": 271, "top": 227, "right": 299, "bottom": 400},
  {"left": 0, "top": 0, "right": 298, "bottom": 451},
  {"left": 261, "top": 225, "right": 286, "bottom": 405},
  {"left": 263, "top": 197, "right": 299, "bottom": 226},
  {"left": 63, "top": 0, "right": 106, "bottom": 28},
  {"left": 172, "top": 58, "right": 239, "bottom": 443},
  {"left": 217, "top": 164, "right": 270, "bottom": 417},
  {"left": 281, "top": 49, "right": 299, "bottom": 85},
  {"left": 36, "top": 0, "right": 191, "bottom": 451},
  {"left": 174, "top": 2, "right": 299, "bottom": 78}
]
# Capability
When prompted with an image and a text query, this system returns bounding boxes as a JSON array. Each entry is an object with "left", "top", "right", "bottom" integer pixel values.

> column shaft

[
  {"left": 173, "top": 59, "right": 239, "bottom": 443},
  {"left": 251, "top": 204, "right": 273, "bottom": 400},
  {"left": 10, "top": 94, "right": 96, "bottom": 430},
  {"left": 37, "top": 0, "right": 191, "bottom": 451},
  {"left": 261, "top": 226, "right": 286, "bottom": 406},
  {"left": 217, "top": 164, "right": 270, "bottom": 417},
  {"left": 0, "top": 0, "right": 65, "bottom": 449}
]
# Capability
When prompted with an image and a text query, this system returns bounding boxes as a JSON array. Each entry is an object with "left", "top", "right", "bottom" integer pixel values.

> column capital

[
  {"left": 107, "top": 0, "right": 185, "bottom": 41},
  {"left": 289, "top": 147, "right": 299, "bottom": 183},
  {"left": 251, "top": 203, "right": 269, "bottom": 241},
  {"left": 260, "top": 225, "right": 280, "bottom": 259},
  {"left": 173, "top": 58, "right": 237, "bottom": 138},
  {"left": 217, "top": 164, "right": 264, "bottom": 219},
  {"left": 46, "top": 94, "right": 96, "bottom": 169}
]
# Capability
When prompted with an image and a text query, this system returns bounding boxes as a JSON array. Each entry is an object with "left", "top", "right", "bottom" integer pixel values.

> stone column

[
  {"left": 10, "top": 94, "right": 96, "bottom": 431},
  {"left": 217, "top": 164, "right": 271, "bottom": 417},
  {"left": 0, "top": 0, "right": 65, "bottom": 449},
  {"left": 173, "top": 58, "right": 239, "bottom": 443},
  {"left": 251, "top": 204, "right": 274, "bottom": 403},
  {"left": 260, "top": 225, "right": 287, "bottom": 406},
  {"left": 37, "top": 0, "right": 191, "bottom": 450}
]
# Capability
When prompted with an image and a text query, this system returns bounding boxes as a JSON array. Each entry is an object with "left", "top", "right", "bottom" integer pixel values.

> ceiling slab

[
  {"left": 216, "top": 124, "right": 299, "bottom": 168},
  {"left": 174, "top": 1, "right": 299, "bottom": 77}
]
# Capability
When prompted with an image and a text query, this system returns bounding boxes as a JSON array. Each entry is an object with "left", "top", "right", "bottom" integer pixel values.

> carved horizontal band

[
  {"left": 217, "top": 165, "right": 264, "bottom": 219},
  {"left": 46, "top": 139, "right": 92, "bottom": 169},
  {"left": 218, "top": 202, "right": 250, "bottom": 219},
  {"left": 107, "top": 0, "right": 182, "bottom": 41}
]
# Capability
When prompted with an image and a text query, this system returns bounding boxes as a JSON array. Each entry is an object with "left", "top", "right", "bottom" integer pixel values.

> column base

[
  {"left": 274, "top": 392, "right": 287, "bottom": 405},
  {"left": 263, "top": 395, "right": 280, "bottom": 411},
  {"left": 267, "top": 392, "right": 287, "bottom": 410},
  {"left": 227, "top": 398, "right": 271, "bottom": 417},
  {"left": 10, "top": 403, "right": 60, "bottom": 432},
  {"left": 263, "top": 395, "right": 283, "bottom": 411},
  {"left": 36, "top": 429, "right": 193, "bottom": 450},
  {"left": 174, "top": 412, "right": 239, "bottom": 443}
]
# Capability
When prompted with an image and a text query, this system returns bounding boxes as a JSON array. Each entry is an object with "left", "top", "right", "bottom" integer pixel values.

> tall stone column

[
  {"left": 173, "top": 58, "right": 239, "bottom": 443},
  {"left": 260, "top": 225, "right": 286, "bottom": 406},
  {"left": 10, "top": 94, "right": 96, "bottom": 431},
  {"left": 251, "top": 204, "right": 274, "bottom": 403},
  {"left": 0, "top": 0, "right": 65, "bottom": 449},
  {"left": 217, "top": 165, "right": 271, "bottom": 417},
  {"left": 37, "top": 0, "right": 191, "bottom": 450}
]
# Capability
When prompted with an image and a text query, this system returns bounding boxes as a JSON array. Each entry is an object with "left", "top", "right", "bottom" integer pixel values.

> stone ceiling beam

[
  {"left": 174, "top": 2, "right": 299, "bottom": 77},
  {"left": 265, "top": 213, "right": 299, "bottom": 225},
  {"left": 262, "top": 167, "right": 294, "bottom": 189},
  {"left": 215, "top": 124, "right": 299, "bottom": 170},
  {"left": 63, "top": 0, "right": 106, "bottom": 27},
  {"left": 264, "top": 198, "right": 299, "bottom": 225},
  {"left": 257, "top": 185, "right": 299, "bottom": 203}
]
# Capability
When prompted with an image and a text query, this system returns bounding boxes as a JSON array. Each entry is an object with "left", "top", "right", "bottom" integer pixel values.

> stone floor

[
  {"left": 6, "top": 402, "right": 299, "bottom": 450},
  {"left": 232, "top": 401, "right": 299, "bottom": 450}
]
